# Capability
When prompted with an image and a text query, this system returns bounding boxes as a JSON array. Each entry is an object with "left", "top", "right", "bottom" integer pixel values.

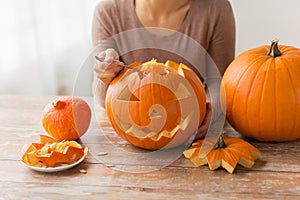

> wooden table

[{"left": 1, "top": 94, "right": 300, "bottom": 199}]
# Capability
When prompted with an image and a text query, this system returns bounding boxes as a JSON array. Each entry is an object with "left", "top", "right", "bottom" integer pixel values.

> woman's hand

[
  {"left": 184, "top": 102, "right": 212, "bottom": 146},
  {"left": 195, "top": 102, "right": 212, "bottom": 140},
  {"left": 94, "top": 48, "right": 123, "bottom": 84}
]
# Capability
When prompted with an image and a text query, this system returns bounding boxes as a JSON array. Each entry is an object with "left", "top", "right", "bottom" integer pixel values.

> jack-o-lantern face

[{"left": 105, "top": 59, "right": 206, "bottom": 150}]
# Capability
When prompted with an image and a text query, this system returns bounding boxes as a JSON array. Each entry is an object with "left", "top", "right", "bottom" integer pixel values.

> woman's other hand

[
  {"left": 184, "top": 102, "right": 212, "bottom": 146},
  {"left": 195, "top": 102, "right": 212, "bottom": 140}
]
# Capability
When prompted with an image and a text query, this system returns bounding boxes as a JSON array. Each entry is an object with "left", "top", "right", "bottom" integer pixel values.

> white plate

[{"left": 22, "top": 149, "right": 88, "bottom": 173}]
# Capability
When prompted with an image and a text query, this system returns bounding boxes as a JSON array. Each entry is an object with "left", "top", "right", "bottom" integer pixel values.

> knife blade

[{"left": 95, "top": 55, "right": 137, "bottom": 70}]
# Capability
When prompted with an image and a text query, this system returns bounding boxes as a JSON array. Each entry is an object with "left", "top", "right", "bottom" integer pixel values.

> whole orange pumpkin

[
  {"left": 105, "top": 59, "right": 206, "bottom": 150},
  {"left": 221, "top": 40, "right": 300, "bottom": 142},
  {"left": 42, "top": 96, "right": 91, "bottom": 141}
]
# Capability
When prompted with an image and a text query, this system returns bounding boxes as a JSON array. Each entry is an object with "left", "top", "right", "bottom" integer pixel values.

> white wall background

[
  {"left": 230, "top": 0, "right": 300, "bottom": 54},
  {"left": 0, "top": 0, "right": 300, "bottom": 96},
  {"left": 0, "top": 0, "right": 99, "bottom": 96}
]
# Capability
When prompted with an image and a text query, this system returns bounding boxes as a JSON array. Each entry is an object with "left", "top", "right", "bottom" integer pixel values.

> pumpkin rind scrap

[
  {"left": 183, "top": 135, "right": 261, "bottom": 173},
  {"left": 42, "top": 96, "right": 91, "bottom": 141},
  {"left": 36, "top": 151, "right": 70, "bottom": 167},
  {"left": 221, "top": 40, "right": 300, "bottom": 141},
  {"left": 105, "top": 59, "right": 206, "bottom": 150},
  {"left": 39, "top": 135, "right": 57, "bottom": 144},
  {"left": 22, "top": 135, "right": 87, "bottom": 167}
]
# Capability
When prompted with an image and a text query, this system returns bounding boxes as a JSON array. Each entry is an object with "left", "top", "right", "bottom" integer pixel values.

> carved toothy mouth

[{"left": 115, "top": 110, "right": 194, "bottom": 141}]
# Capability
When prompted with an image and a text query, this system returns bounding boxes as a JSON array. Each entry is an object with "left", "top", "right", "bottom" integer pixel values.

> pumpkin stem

[
  {"left": 214, "top": 131, "right": 226, "bottom": 148},
  {"left": 267, "top": 39, "right": 282, "bottom": 58},
  {"left": 52, "top": 100, "right": 65, "bottom": 109}
]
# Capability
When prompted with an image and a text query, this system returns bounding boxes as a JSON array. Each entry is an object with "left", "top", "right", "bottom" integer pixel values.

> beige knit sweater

[{"left": 92, "top": 0, "right": 235, "bottom": 80}]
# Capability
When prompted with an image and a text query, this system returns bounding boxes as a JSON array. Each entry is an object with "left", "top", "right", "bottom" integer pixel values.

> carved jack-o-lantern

[{"left": 105, "top": 59, "right": 206, "bottom": 150}]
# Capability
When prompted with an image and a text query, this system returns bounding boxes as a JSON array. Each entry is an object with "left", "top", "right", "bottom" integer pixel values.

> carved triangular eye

[
  {"left": 174, "top": 83, "right": 191, "bottom": 100},
  {"left": 117, "top": 86, "right": 140, "bottom": 101}
]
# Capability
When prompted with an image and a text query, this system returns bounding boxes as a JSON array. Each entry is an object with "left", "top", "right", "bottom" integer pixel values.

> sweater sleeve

[
  {"left": 207, "top": 0, "right": 236, "bottom": 76},
  {"left": 91, "top": 1, "right": 118, "bottom": 52}
]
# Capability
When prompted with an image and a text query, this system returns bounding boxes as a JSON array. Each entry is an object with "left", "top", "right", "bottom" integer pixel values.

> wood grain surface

[{"left": 0, "top": 95, "right": 300, "bottom": 200}]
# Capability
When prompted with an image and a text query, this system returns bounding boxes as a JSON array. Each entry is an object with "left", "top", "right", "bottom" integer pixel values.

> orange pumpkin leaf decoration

[
  {"left": 105, "top": 59, "right": 206, "bottom": 150},
  {"left": 183, "top": 134, "right": 261, "bottom": 173},
  {"left": 221, "top": 39, "right": 300, "bottom": 141},
  {"left": 42, "top": 96, "right": 91, "bottom": 141}
]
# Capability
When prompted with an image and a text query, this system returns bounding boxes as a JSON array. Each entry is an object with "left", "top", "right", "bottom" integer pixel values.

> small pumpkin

[
  {"left": 221, "top": 40, "right": 300, "bottom": 141},
  {"left": 183, "top": 133, "right": 261, "bottom": 173},
  {"left": 42, "top": 96, "right": 91, "bottom": 141},
  {"left": 105, "top": 59, "right": 206, "bottom": 150}
]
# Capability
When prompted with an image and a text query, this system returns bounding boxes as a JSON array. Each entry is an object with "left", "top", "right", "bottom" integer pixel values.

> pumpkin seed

[
  {"left": 79, "top": 169, "right": 87, "bottom": 174},
  {"left": 97, "top": 152, "right": 108, "bottom": 156}
]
